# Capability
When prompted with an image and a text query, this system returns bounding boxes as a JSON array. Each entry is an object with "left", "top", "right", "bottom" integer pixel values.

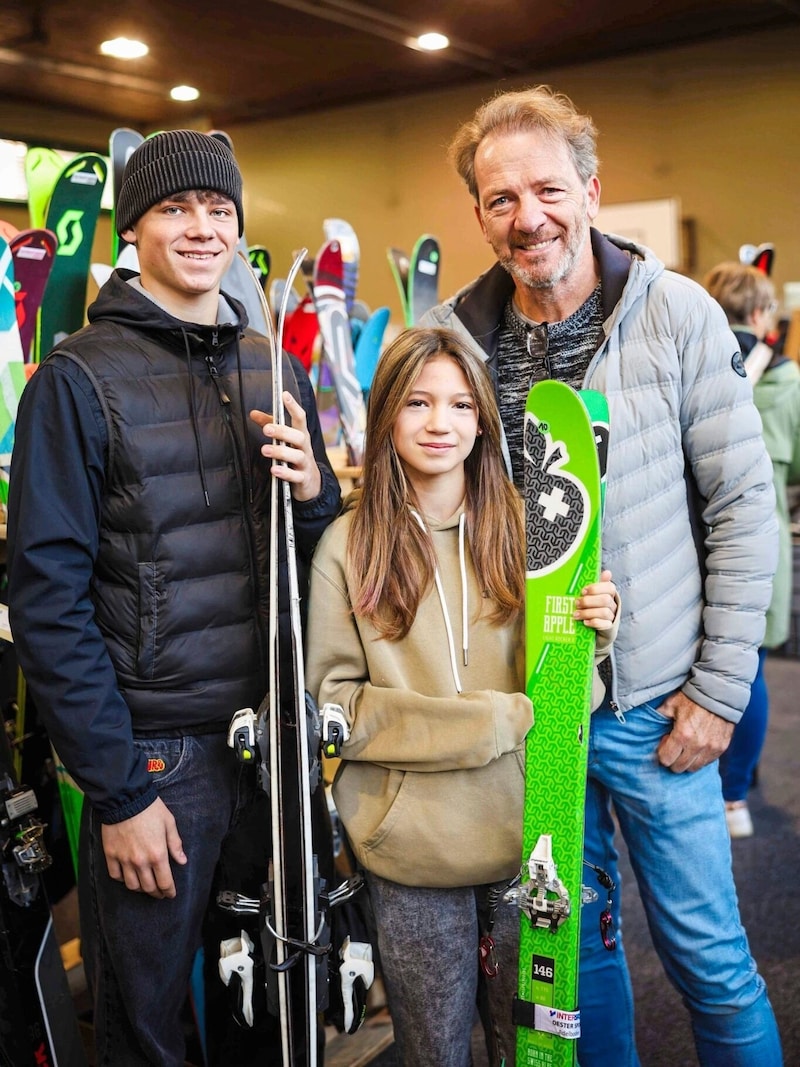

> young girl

[{"left": 306, "top": 327, "right": 618, "bottom": 1066}]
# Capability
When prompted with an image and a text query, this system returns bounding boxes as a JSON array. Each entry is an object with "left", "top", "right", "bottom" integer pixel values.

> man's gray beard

[
  {"left": 499, "top": 214, "right": 589, "bottom": 291},
  {"left": 501, "top": 254, "right": 570, "bottom": 291}
]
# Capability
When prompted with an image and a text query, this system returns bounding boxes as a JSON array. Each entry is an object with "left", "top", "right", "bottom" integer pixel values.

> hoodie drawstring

[
  {"left": 183, "top": 329, "right": 211, "bottom": 507},
  {"left": 234, "top": 335, "right": 254, "bottom": 504},
  {"left": 410, "top": 508, "right": 470, "bottom": 693}
]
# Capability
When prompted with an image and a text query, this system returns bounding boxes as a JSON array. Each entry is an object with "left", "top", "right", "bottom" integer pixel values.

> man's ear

[
  {"left": 121, "top": 226, "right": 137, "bottom": 246},
  {"left": 586, "top": 176, "right": 601, "bottom": 222}
]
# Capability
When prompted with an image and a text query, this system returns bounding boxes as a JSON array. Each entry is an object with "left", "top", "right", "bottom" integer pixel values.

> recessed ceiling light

[
  {"left": 416, "top": 32, "right": 449, "bottom": 51},
  {"left": 170, "top": 85, "right": 200, "bottom": 102},
  {"left": 99, "top": 37, "right": 149, "bottom": 60}
]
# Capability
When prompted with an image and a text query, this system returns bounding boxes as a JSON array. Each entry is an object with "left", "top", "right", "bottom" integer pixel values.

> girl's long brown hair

[{"left": 348, "top": 327, "right": 524, "bottom": 639}]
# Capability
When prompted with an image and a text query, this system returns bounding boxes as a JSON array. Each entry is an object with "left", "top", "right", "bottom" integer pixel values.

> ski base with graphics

[
  {"left": 0, "top": 232, "right": 31, "bottom": 505},
  {"left": 312, "top": 240, "right": 367, "bottom": 465},
  {"left": 110, "top": 127, "right": 145, "bottom": 264},
  {"left": 248, "top": 245, "right": 271, "bottom": 292},
  {"left": 39, "top": 152, "right": 107, "bottom": 360},
  {"left": 514, "top": 380, "right": 605, "bottom": 1067},
  {"left": 10, "top": 228, "right": 58, "bottom": 361},
  {"left": 387, "top": 234, "right": 441, "bottom": 326}
]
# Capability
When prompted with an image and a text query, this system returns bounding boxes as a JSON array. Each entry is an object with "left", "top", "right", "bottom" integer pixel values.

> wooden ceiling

[{"left": 0, "top": 0, "right": 797, "bottom": 133}]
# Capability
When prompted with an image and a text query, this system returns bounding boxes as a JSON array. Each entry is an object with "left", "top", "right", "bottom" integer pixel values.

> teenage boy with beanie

[{"left": 7, "top": 130, "right": 341, "bottom": 1065}]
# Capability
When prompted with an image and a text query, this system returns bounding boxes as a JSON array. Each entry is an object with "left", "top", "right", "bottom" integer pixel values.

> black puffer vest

[{"left": 56, "top": 273, "right": 300, "bottom": 731}]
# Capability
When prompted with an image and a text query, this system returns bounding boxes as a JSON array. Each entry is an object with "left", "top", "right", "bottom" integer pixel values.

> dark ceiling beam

[{"left": 265, "top": 0, "right": 526, "bottom": 77}]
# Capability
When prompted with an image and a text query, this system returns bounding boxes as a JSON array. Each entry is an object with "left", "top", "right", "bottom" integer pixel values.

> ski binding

[{"left": 511, "top": 833, "right": 571, "bottom": 933}]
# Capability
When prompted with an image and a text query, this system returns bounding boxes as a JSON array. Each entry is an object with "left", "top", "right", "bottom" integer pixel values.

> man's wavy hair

[{"left": 448, "top": 85, "right": 599, "bottom": 201}]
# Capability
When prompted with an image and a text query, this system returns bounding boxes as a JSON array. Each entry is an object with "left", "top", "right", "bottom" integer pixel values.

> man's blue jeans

[
  {"left": 79, "top": 731, "right": 256, "bottom": 1066},
  {"left": 578, "top": 698, "right": 783, "bottom": 1066}
]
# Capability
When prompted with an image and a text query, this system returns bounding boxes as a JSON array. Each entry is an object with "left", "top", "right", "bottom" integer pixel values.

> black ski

[{"left": 0, "top": 718, "right": 87, "bottom": 1066}]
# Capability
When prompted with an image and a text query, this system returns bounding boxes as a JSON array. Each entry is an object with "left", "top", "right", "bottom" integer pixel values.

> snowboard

[
  {"left": 9, "top": 229, "right": 58, "bottom": 361},
  {"left": 109, "top": 127, "right": 144, "bottom": 264},
  {"left": 312, "top": 240, "right": 367, "bottom": 465},
  {"left": 39, "top": 153, "right": 107, "bottom": 360},
  {"left": 514, "top": 380, "right": 605, "bottom": 1067},
  {"left": 0, "top": 716, "right": 87, "bottom": 1066}
]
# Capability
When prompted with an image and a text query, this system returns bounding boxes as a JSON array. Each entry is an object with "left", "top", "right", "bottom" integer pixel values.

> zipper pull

[{"left": 205, "top": 353, "right": 231, "bottom": 405}]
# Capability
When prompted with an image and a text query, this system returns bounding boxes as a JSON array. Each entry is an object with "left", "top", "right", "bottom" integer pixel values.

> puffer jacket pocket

[{"left": 136, "top": 561, "right": 158, "bottom": 679}]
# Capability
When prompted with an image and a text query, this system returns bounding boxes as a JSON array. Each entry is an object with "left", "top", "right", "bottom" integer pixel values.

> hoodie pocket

[
  {"left": 343, "top": 752, "right": 526, "bottom": 888},
  {"left": 360, "top": 769, "right": 409, "bottom": 854}
]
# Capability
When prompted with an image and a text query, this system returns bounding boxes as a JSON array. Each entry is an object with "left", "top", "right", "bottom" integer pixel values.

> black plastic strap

[{"left": 512, "top": 996, "right": 537, "bottom": 1029}]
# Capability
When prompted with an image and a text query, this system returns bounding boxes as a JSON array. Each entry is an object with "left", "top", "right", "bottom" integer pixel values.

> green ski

[
  {"left": 24, "top": 147, "right": 64, "bottom": 230},
  {"left": 39, "top": 152, "right": 107, "bottom": 359},
  {"left": 386, "top": 234, "right": 441, "bottom": 327},
  {"left": 514, "top": 380, "right": 605, "bottom": 1067}
]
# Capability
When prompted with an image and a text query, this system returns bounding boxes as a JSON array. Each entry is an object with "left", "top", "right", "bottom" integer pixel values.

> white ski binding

[{"left": 218, "top": 929, "right": 255, "bottom": 1027}]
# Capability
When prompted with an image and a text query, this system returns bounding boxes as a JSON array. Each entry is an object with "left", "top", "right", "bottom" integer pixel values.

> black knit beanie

[{"left": 116, "top": 130, "right": 244, "bottom": 236}]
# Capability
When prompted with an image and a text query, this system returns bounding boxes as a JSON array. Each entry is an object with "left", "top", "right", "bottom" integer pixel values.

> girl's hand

[
  {"left": 574, "top": 569, "right": 618, "bottom": 631},
  {"left": 250, "top": 392, "right": 321, "bottom": 502}
]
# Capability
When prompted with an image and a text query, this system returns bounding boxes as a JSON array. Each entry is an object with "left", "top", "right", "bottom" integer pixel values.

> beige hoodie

[{"left": 306, "top": 502, "right": 616, "bottom": 888}]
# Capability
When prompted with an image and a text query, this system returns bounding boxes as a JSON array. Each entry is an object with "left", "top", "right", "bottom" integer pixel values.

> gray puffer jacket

[{"left": 422, "top": 231, "right": 778, "bottom": 722}]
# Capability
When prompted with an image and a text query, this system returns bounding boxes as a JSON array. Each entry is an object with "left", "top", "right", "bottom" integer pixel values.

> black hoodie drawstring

[
  {"left": 183, "top": 324, "right": 256, "bottom": 508},
  {"left": 235, "top": 335, "right": 254, "bottom": 504},
  {"left": 183, "top": 328, "right": 211, "bottom": 507}
]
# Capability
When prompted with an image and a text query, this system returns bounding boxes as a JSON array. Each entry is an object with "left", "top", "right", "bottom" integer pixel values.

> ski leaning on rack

[
  {"left": 109, "top": 127, "right": 144, "bottom": 264},
  {"left": 9, "top": 228, "right": 57, "bottom": 362},
  {"left": 39, "top": 152, "right": 106, "bottom": 360},
  {"left": 387, "top": 234, "right": 441, "bottom": 326},
  {"left": 322, "top": 219, "right": 359, "bottom": 316},
  {"left": 0, "top": 710, "right": 87, "bottom": 1067},
  {"left": 312, "top": 240, "right": 367, "bottom": 465},
  {"left": 513, "top": 380, "right": 605, "bottom": 1067}
]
